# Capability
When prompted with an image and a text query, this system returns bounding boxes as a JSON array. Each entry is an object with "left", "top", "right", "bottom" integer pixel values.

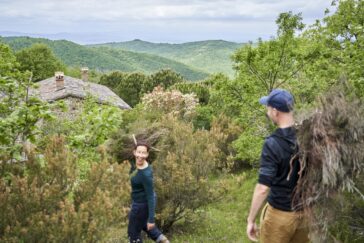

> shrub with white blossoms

[{"left": 141, "top": 86, "right": 198, "bottom": 120}]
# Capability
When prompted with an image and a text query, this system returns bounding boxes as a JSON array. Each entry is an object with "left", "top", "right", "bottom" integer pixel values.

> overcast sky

[{"left": 0, "top": 0, "right": 332, "bottom": 44}]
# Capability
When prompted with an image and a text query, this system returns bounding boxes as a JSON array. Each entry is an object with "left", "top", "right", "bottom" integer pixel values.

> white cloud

[
  {"left": 0, "top": 0, "right": 333, "bottom": 42},
  {"left": 0, "top": 0, "right": 330, "bottom": 21}
]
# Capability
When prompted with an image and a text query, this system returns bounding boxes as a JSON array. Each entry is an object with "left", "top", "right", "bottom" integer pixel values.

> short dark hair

[{"left": 134, "top": 141, "right": 150, "bottom": 152}]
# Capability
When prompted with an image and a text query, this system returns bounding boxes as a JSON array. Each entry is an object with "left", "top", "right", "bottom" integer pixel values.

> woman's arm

[{"left": 142, "top": 169, "right": 156, "bottom": 225}]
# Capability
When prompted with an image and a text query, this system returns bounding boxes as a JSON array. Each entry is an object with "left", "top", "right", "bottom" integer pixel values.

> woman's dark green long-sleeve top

[{"left": 130, "top": 164, "right": 156, "bottom": 223}]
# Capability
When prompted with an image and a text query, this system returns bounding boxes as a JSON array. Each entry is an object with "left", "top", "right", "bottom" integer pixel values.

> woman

[{"left": 128, "top": 141, "right": 169, "bottom": 243}]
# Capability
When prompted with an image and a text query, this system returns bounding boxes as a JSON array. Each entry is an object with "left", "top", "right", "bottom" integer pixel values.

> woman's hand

[{"left": 147, "top": 223, "right": 155, "bottom": 231}]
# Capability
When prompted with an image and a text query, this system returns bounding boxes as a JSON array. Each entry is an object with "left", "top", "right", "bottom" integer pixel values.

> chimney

[
  {"left": 81, "top": 67, "right": 89, "bottom": 82},
  {"left": 55, "top": 71, "right": 64, "bottom": 90}
]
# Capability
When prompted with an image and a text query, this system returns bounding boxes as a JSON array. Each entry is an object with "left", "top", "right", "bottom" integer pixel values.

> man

[{"left": 246, "top": 89, "right": 309, "bottom": 243}]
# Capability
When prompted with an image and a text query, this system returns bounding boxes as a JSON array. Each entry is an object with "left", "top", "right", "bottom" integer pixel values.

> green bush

[
  {"left": 153, "top": 116, "right": 227, "bottom": 231},
  {"left": 192, "top": 105, "right": 215, "bottom": 130},
  {"left": 38, "top": 96, "right": 123, "bottom": 177},
  {"left": 108, "top": 115, "right": 227, "bottom": 232},
  {"left": 0, "top": 136, "right": 130, "bottom": 242},
  {"left": 171, "top": 81, "right": 211, "bottom": 105},
  {"left": 209, "top": 114, "right": 244, "bottom": 172}
]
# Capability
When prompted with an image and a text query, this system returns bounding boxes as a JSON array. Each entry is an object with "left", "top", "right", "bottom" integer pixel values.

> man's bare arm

[{"left": 247, "top": 183, "right": 270, "bottom": 223}]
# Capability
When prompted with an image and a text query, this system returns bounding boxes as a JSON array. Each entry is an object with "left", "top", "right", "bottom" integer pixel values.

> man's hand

[
  {"left": 246, "top": 184, "right": 269, "bottom": 241},
  {"left": 246, "top": 221, "right": 259, "bottom": 242},
  {"left": 147, "top": 223, "right": 155, "bottom": 231}
]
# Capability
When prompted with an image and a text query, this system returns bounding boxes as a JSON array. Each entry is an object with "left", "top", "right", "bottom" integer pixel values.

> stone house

[{"left": 30, "top": 68, "right": 130, "bottom": 112}]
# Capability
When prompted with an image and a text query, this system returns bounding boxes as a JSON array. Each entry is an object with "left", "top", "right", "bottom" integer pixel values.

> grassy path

[{"left": 146, "top": 170, "right": 257, "bottom": 243}]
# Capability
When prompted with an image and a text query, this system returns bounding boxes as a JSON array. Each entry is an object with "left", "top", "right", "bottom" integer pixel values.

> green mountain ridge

[
  {"left": 89, "top": 39, "right": 245, "bottom": 76},
  {"left": 95, "top": 46, "right": 208, "bottom": 80},
  {"left": 0, "top": 36, "right": 209, "bottom": 81}
]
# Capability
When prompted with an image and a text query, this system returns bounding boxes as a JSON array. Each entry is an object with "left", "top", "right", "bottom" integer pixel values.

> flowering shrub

[{"left": 141, "top": 86, "right": 198, "bottom": 120}]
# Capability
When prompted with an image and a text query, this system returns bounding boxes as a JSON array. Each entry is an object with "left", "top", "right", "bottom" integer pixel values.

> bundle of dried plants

[{"left": 294, "top": 87, "right": 364, "bottom": 241}]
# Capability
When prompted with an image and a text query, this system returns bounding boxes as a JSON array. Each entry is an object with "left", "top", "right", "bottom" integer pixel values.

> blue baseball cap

[{"left": 259, "top": 89, "right": 294, "bottom": 112}]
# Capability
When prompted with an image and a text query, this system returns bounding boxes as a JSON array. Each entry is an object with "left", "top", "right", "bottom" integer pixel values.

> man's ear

[{"left": 272, "top": 108, "right": 279, "bottom": 116}]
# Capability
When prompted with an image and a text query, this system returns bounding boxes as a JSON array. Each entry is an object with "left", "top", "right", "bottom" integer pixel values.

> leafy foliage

[
  {"left": 0, "top": 136, "right": 130, "bottom": 242},
  {"left": 15, "top": 43, "right": 65, "bottom": 82},
  {"left": 207, "top": 73, "right": 268, "bottom": 163},
  {"left": 323, "top": 0, "right": 364, "bottom": 82},
  {"left": 209, "top": 114, "right": 243, "bottom": 172},
  {"left": 171, "top": 80, "right": 211, "bottom": 105},
  {"left": 0, "top": 43, "right": 53, "bottom": 163},
  {"left": 99, "top": 71, "right": 147, "bottom": 107},
  {"left": 1, "top": 0, "right": 364, "bottom": 241},
  {"left": 38, "top": 96, "right": 123, "bottom": 177},
  {"left": 100, "top": 69, "right": 185, "bottom": 107},
  {"left": 153, "top": 116, "right": 226, "bottom": 231},
  {"left": 64, "top": 66, "right": 102, "bottom": 83},
  {"left": 233, "top": 12, "right": 314, "bottom": 92},
  {"left": 144, "top": 69, "right": 184, "bottom": 93},
  {"left": 107, "top": 115, "right": 226, "bottom": 232}
]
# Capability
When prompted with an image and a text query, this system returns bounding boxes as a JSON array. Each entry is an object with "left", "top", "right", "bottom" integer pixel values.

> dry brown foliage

[{"left": 294, "top": 88, "right": 364, "bottom": 240}]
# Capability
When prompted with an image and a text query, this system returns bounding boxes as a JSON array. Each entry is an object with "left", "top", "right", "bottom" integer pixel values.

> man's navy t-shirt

[{"left": 258, "top": 127, "right": 301, "bottom": 211}]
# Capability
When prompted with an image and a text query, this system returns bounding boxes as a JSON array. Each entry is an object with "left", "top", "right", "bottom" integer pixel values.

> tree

[
  {"left": 15, "top": 43, "right": 65, "bottom": 82},
  {"left": 64, "top": 66, "right": 102, "bottom": 83},
  {"left": 233, "top": 12, "right": 319, "bottom": 93},
  {"left": 207, "top": 73, "right": 267, "bottom": 163},
  {"left": 171, "top": 80, "right": 211, "bottom": 105},
  {"left": 100, "top": 70, "right": 184, "bottom": 107},
  {"left": 217, "top": 12, "right": 324, "bottom": 164},
  {"left": 117, "top": 72, "right": 149, "bottom": 107},
  {"left": 307, "top": 0, "right": 364, "bottom": 96},
  {"left": 142, "top": 69, "right": 184, "bottom": 94},
  {"left": 0, "top": 43, "right": 52, "bottom": 163},
  {"left": 99, "top": 71, "right": 149, "bottom": 107},
  {"left": 99, "top": 71, "right": 125, "bottom": 90}
]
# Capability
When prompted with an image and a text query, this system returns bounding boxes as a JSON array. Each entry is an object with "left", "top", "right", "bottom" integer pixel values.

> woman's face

[{"left": 133, "top": 145, "right": 149, "bottom": 165}]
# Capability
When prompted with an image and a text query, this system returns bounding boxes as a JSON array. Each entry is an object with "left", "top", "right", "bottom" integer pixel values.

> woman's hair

[{"left": 134, "top": 141, "right": 151, "bottom": 152}]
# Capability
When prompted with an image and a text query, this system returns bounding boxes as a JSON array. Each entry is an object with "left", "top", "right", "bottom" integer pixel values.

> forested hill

[
  {"left": 89, "top": 39, "right": 244, "bottom": 76},
  {"left": 0, "top": 36, "right": 209, "bottom": 81}
]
